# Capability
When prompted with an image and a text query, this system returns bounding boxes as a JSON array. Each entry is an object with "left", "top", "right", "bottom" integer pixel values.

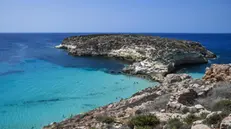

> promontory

[{"left": 56, "top": 34, "right": 216, "bottom": 82}]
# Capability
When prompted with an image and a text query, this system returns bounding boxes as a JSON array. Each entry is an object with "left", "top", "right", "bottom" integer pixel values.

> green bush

[
  {"left": 166, "top": 118, "right": 184, "bottom": 129},
  {"left": 200, "top": 112, "right": 209, "bottom": 119},
  {"left": 212, "top": 100, "right": 231, "bottom": 114},
  {"left": 195, "top": 83, "right": 231, "bottom": 110},
  {"left": 128, "top": 114, "right": 160, "bottom": 128},
  {"left": 183, "top": 114, "right": 201, "bottom": 125},
  {"left": 95, "top": 116, "right": 115, "bottom": 124},
  {"left": 136, "top": 126, "right": 152, "bottom": 129},
  {"left": 204, "top": 112, "right": 227, "bottom": 126}
]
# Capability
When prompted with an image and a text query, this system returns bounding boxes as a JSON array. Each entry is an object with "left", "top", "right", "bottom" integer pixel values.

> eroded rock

[
  {"left": 203, "top": 64, "right": 231, "bottom": 83},
  {"left": 57, "top": 34, "right": 215, "bottom": 82}
]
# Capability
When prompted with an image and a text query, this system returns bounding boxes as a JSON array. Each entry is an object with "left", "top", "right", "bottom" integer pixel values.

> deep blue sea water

[{"left": 0, "top": 33, "right": 230, "bottom": 129}]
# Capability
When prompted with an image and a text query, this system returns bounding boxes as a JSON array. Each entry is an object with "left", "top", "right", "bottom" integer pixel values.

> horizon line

[{"left": 0, "top": 32, "right": 231, "bottom": 34}]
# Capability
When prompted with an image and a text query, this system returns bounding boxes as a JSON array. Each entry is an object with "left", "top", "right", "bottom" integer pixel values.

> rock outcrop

[
  {"left": 56, "top": 34, "right": 216, "bottom": 82},
  {"left": 43, "top": 64, "right": 231, "bottom": 129},
  {"left": 220, "top": 115, "right": 231, "bottom": 129},
  {"left": 203, "top": 64, "right": 231, "bottom": 83}
]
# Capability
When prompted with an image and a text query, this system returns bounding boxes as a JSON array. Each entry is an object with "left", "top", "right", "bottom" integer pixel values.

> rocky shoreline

[
  {"left": 55, "top": 34, "right": 216, "bottom": 82},
  {"left": 43, "top": 64, "right": 231, "bottom": 129},
  {"left": 42, "top": 34, "right": 231, "bottom": 129}
]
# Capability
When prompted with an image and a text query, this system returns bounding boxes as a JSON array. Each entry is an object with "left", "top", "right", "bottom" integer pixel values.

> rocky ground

[
  {"left": 43, "top": 64, "right": 231, "bottom": 129},
  {"left": 56, "top": 34, "right": 216, "bottom": 82}
]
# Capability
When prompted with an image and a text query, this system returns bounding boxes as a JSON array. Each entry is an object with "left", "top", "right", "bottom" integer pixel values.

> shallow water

[
  {"left": 0, "top": 59, "right": 155, "bottom": 129},
  {"left": 0, "top": 33, "right": 230, "bottom": 129},
  {"left": 0, "top": 33, "right": 157, "bottom": 129}
]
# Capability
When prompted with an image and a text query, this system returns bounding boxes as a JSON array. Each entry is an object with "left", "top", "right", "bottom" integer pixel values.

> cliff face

[
  {"left": 56, "top": 34, "right": 216, "bottom": 82},
  {"left": 43, "top": 64, "right": 231, "bottom": 129}
]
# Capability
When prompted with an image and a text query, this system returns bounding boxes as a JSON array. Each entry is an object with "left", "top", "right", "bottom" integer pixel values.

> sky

[{"left": 0, "top": 0, "right": 231, "bottom": 33}]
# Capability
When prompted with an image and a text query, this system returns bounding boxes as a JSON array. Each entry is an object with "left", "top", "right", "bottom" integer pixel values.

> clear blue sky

[{"left": 0, "top": 0, "right": 231, "bottom": 33}]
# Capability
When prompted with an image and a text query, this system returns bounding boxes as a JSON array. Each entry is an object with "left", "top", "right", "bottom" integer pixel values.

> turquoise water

[
  {"left": 1, "top": 33, "right": 230, "bottom": 129},
  {"left": 0, "top": 59, "right": 155, "bottom": 129}
]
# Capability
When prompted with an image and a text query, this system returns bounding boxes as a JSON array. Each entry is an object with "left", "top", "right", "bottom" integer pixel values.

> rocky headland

[{"left": 56, "top": 34, "right": 216, "bottom": 82}]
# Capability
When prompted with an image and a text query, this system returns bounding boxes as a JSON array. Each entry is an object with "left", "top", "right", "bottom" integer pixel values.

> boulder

[
  {"left": 164, "top": 74, "right": 192, "bottom": 84},
  {"left": 220, "top": 115, "right": 231, "bottom": 129},
  {"left": 191, "top": 124, "right": 211, "bottom": 129},
  {"left": 203, "top": 64, "right": 231, "bottom": 83},
  {"left": 177, "top": 89, "right": 198, "bottom": 105},
  {"left": 194, "top": 104, "right": 204, "bottom": 110}
]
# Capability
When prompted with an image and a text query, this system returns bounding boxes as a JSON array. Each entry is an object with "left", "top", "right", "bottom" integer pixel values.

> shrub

[
  {"left": 196, "top": 83, "right": 231, "bottom": 110},
  {"left": 183, "top": 114, "right": 201, "bottom": 125},
  {"left": 128, "top": 114, "right": 160, "bottom": 128},
  {"left": 166, "top": 118, "right": 184, "bottom": 129},
  {"left": 136, "top": 126, "right": 152, "bottom": 129},
  {"left": 212, "top": 100, "right": 231, "bottom": 114},
  {"left": 204, "top": 112, "right": 227, "bottom": 126},
  {"left": 95, "top": 116, "right": 115, "bottom": 124},
  {"left": 200, "top": 112, "right": 209, "bottom": 119},
  {"left": 150, "top": 94, "right": 171, "bottom": 111}
]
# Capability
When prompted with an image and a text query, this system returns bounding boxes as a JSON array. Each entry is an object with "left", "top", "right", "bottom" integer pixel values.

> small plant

[
  {"left": 196, "top": 83, "right": 231, "bottom": 110},
  {"left": 183, "top": 114, "right": 201, "bottom": 125},
  {"left": 200, "top": 112, "right": 209, "bottom": 119},
  {"left": 95, "top": 116, "right": 115, "bottom": 124},
  {"left": 128, "top": 114, "right": 160, "bottom": 128},
  {"left": 212, "top": 100, "right": 231, "bottom": 114},
  {"left": 136, "top": 126, "right": 152, "bottom": 129},
  {"left": 204, "top": 112, "right": 227, "bottom": 126},
  {"left": 166, "top": 118, "right": 184, "bottom": 129},
  {"left": 181, "top": 108, "right": 189, "bottom": 114}
]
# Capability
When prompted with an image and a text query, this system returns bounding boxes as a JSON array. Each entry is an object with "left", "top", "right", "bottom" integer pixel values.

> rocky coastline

[
  {"left": 55, "top": 34, "right": 216, "bottom": 82},
  {"left": 43, "top": 34, "right": 231, "bottom": 129},
  {"left": 43, "top": 64, "right": 231, "bottom": 129}
]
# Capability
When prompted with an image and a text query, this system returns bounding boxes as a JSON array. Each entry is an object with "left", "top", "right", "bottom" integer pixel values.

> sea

[{"left": 0, "top": 33, "right": 230, "bottom": 129}]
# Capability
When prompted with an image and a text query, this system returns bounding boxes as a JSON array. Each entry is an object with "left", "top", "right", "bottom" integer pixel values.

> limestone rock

[
  {"left": 191, "top": 124, "right": 211, "bottom": 129},
  {"left": 203, "top": 64, "right": 231, "bottom": 83},
  {"left": 220, "top": 115, "right": 231, "bottom": 129},
  {"left": 177, "top": 89, "right": 198, "bottom": 105},
  {"left": 194, "top": 104, "right": 204, "bottom": 110},
  {"left": 164, "top": 73, "right": 192, "bottom": 83},
  {"left": 57, "top": 34, "right": 215, "bottom": 82}
]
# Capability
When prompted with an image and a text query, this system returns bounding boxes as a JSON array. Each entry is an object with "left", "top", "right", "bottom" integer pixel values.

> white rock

[
  {"left": 220, "top": 115, "right": 231, "bottom": 129},
  {"left": 192, "top": 83, "right": 200, "bottom": 88},
  {"left": 191, "top": 124, "right": 211, "bottom": 129},
  {"left": 193, "top": 120, "right": 204, "bottom": 125},
  {"left": 156, "top": 91, "right": 162, "bottom": 95},
  {"left": 160, "top": 109, "right": 166, "bottom": 113},
  {"left": 194, "top": 104, "right": 204, "bottom": 110},
  {"left": 55, "top": 44, "right": 63, "bottom": 48},
  {"left": 188, "top": 107, "right": 197, "bottom": 113}
]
